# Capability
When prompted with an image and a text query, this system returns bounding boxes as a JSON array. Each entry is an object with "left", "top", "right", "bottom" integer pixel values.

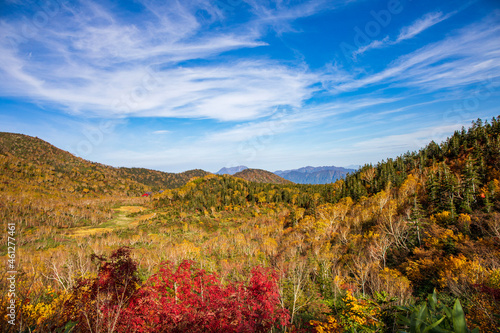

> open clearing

[{"left": 70, "top": 205, "right": 155, "bottom": 237}]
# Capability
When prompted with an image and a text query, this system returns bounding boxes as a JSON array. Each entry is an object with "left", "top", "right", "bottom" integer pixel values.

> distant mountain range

[
  {"left": 216, "top": 165, "right": 248, "bottom": 175},
  {"left": 217, "top": 165, "right": 356, "bottom": 184},
  {"left": 274, "top": 166, "right": 356, "bottom": 184}
]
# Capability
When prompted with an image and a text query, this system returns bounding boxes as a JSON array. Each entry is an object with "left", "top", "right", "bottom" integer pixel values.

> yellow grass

[{"left": 69, "top": 205, "right": 149, "bottom": 237}]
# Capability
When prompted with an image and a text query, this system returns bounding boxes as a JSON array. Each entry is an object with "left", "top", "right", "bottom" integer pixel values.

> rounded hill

[{"left": 233, "top": 168, "right": 293, "bottom": 184}]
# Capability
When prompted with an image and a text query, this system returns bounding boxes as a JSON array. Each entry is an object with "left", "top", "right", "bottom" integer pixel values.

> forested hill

[
  {"left": 340, "top": 117, "right": 500, "bottom": 213},
  {"left": 233, "top": 168, "right": 293, "bottom": 184},
  {"left": 0, "top": 132, "right": 149, "bottom": 196},
  {"left": 157, "top": 117, "right": 500, "bottom": 216},
  {"left": 0, "top": 132, "right": 209, "bottom": 195},
  {"left": 116, "top": 167, "right": 210, "bottom": 190}
]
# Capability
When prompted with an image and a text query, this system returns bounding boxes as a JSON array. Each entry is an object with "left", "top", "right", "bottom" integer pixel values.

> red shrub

[
  {"left": 120, "top": 260, "right": 290, "bottom": 333},
  {"left": 65, "top": 248, "right": 289, "bottom": 333}
]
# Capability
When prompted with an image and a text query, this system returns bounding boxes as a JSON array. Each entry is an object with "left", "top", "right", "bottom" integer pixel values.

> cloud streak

[
  {"left": 353, "top": 11, "right": 454, "bottom": 57},
  {"left": 336, "top": 16, "right": 500, "bottom": 93},
  {"left": 396, "top": 11, "right": 452, "bottom": 42}
]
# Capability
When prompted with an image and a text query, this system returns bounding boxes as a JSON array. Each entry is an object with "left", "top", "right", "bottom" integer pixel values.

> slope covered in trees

[
  {"left": 0, "top": 132, "right": 210, "bottom": 195},
  {"left": 0, "top": 117, "right": 499, "bottom": 332},
  {"left": 0, "top": 132, "right": 149, "bottom": 197},
  {"left": 116, "top": 167, "right": 210, "bottom": 190},
  {"left": 151, "top": 117, "right": 500, "bottom": 331},
  {"left": 233, "top": 168, "right": 293, "bottom": 184}
]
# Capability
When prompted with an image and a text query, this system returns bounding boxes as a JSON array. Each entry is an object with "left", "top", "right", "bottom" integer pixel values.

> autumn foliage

[
  {"left": 64, "top": 247, "right": 140, "bottom": 333},
  {"left": 64, "top": 248, "right": 289, "bottom": 333},
  {"left": 2, "top": 117, "right": 500, "bottom": 332}
]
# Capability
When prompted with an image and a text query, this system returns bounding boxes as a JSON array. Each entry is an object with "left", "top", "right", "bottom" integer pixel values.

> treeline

[
  {"left": 342, "top": 117, "right": 500, "bottom": 204},
  {"left": 156, "top": 117, "right": 500, "bottom": 235},
  {"left": 117, "top": 167, "right": 210, "bottom": 191}
]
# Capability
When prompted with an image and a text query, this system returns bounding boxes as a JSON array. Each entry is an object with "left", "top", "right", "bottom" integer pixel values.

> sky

[{"left": 0, "top": 0, "right": 499, "bottom": 173}]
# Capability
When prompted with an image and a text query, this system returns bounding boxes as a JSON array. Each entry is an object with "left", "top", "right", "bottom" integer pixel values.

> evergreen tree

[{"left": 460, "top": 157, "right": 479, "bottom": 213}]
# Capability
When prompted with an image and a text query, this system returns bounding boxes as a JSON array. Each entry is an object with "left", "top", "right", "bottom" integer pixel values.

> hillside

[
  {"left": 0, "top": 132, "right": 210, "bottom": 194},
  {"left": 0, "top": 132, "right": 149, "bottom": 197},
  {"left": 117, "top": 167, "right": 210, "bottom": 190},
  {"left": 233, "top": 168, "right": 293, "bottom": 184},
  {"left": 151, "top": 116, "right": 500, "bottom": 331},
  {"left": 274, "top": 165, "right": 355, "bottom": 184}
]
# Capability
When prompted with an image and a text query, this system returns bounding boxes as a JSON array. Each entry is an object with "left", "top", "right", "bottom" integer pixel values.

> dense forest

[{"left": 0, "top": 117, "right": 499, "bottom": 332}]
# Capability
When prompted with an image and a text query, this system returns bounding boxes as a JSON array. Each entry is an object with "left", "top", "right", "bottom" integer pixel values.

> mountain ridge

[
  {"left": 233, "top": 168, "right": 293, "bottom": 184},
  {"left": 274, "top": 165, "right": 355, "bottom": 184},
  {"left": 216, "top": 165, "right": 248, "bottom": 175},
  {"left": 0, "top": 132, "right": 210, "bottom": 193}
]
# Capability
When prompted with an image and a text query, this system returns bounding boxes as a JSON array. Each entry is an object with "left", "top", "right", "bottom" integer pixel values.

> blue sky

[{"left": 0, "top": 0, "right": 499, "bottom": 173}]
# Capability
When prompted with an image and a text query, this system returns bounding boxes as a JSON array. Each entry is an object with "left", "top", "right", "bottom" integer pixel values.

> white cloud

[
  {"left": 0, "top": 1, "right": 321, "bottom": 121},
  {"left": 352, "top": 36, "right": 390, "bottom": 58},
  {"left": 353, "top": 124, "right": 467, "bottom": 152},
  {"left": 396, "top": 11, "right": 451, "bottom": 42},
  {"left": 354, "top": 11, "right": 454, "bottom": 57},
  {"left": 244, "top": 0, "right": 338, "bottom": 34},
  {"left": 336, "top": 17, "right": 500, "bottom": 92}
]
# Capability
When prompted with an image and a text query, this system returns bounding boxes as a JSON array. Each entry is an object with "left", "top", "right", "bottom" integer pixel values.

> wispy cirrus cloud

[
  {"left": 335, "top": 16, "right": 500, "bottom": 93},
  {"left": 243, "top": 0, "right": 341, "bottom": 34},
  {"left": 0, "top": 0, "right": 323, "bottom": 121},
  {"left": 3, "top": 0, "right": 490, "bottom": 126},
  {"left": 353, "top": 11, "right": 454, "bottom": 57},
  {"left": 352, "top": 124, "right": 469, "bottom": 152},
  {"left": 203, "top": 96, "right": 401, "bottom": 146},
  {"left": 396, "top": 11, "right": 452, "bottom": 42}
]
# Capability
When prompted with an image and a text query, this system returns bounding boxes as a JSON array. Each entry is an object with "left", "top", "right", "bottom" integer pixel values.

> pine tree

[
  {"left": 426, "top": 172, "right": 440, "bottom": 212},
  {"left": 460, "top": 157, "right": 479, "bottom": 213},
  {"left": 410, "top": 195, "right": 425, "bottom": 246}
]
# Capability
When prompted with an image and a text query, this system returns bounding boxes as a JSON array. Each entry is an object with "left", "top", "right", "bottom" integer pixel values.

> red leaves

[
  {"left": 122, "top": 260, "right": 290, "bottom": 333},
  {"left": 473, "top": 283, "right": 500, "bottom": 301},
  {"left": 67, "top": 248, "right": 289, "bottom": 333},
  {"left": 65, "top": 247, "right": 141, "bottom": 333}
]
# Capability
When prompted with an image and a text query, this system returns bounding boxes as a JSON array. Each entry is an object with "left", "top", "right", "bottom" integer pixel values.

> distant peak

[
  {"left": 216, "top": 165, "right": 248, "bottom": 175},
  {"left": 273, "top": 165, "right": 357, "bottom": 184}
]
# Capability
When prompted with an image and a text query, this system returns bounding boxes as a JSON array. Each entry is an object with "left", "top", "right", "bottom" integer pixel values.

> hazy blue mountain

[
  {"left": 345, "top": 164, "right": 361, "bottom": 170},
  {"left": 216, "top": 165, "right": 248, "bottom": 175},
  {"left": 274, "top": 166, "right": 355, "bottom": 184}
]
